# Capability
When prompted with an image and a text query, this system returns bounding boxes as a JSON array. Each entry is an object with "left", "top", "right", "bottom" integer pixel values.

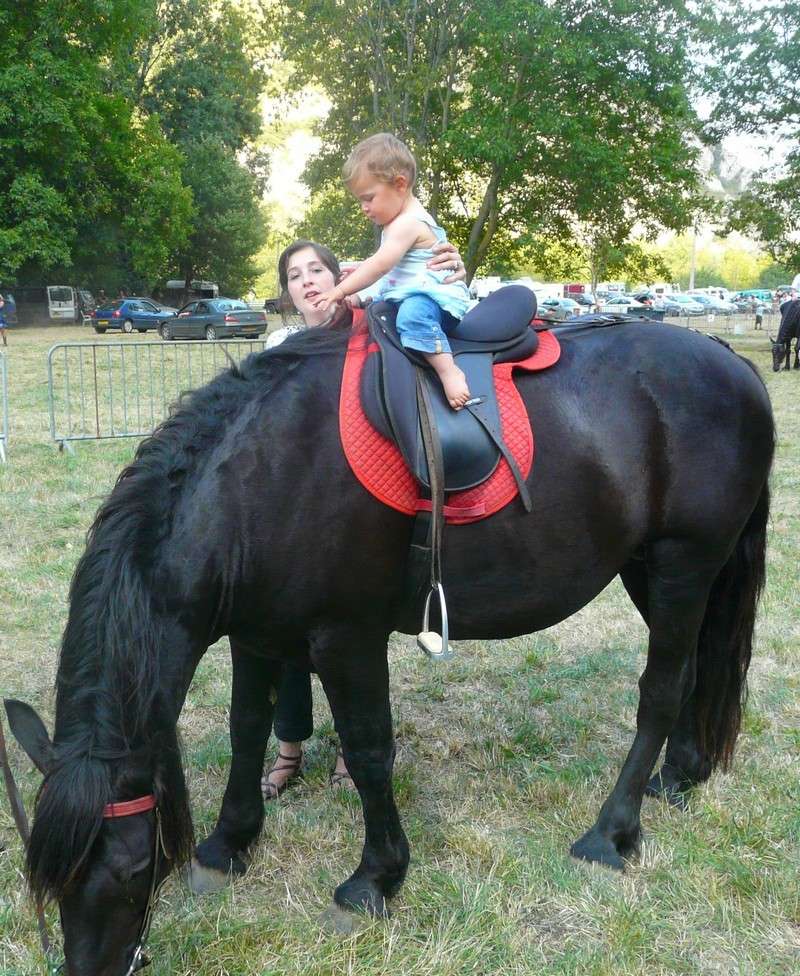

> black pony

[
  {"left": 7, "top": 316, "right": 773, "bottom": 976},
  {"left": 771, "top": 298, "right": 800, "bottom": 371}
]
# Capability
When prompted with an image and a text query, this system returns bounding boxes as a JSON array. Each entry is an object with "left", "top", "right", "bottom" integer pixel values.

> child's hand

[{"left": 313, "top": 286, "right": 343, "bottom": 312}]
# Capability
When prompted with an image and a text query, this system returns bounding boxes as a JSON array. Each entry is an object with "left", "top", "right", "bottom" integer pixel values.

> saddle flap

[{"left": 361, "top": 304, "right": 501, "bottom": 491}]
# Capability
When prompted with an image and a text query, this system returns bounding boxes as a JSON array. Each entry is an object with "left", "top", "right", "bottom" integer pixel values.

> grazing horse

[
  {"left": 771, "top": 298, "right": 800, "bottom": 371},
  {"left": 6, "top": 317, "right": 773, "bottom": 976}
]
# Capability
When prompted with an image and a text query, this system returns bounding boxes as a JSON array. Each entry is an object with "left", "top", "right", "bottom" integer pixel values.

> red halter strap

[{"left": 102, "top": 794, "right": 157, "bottom": 818}]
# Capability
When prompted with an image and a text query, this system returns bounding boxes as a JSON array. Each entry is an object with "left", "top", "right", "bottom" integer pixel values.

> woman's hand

[{"left": 428, "top": 242, "right": 467, "bottom": 284}]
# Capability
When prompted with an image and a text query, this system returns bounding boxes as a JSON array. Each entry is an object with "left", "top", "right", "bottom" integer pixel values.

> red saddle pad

[{"left": 339, "top": 321, "right": 561, "bottom": 524}]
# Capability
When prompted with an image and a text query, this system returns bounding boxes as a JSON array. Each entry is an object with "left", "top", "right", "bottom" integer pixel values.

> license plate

[{"left": 98, "top": 320, "right": 109, "bottom": 325}]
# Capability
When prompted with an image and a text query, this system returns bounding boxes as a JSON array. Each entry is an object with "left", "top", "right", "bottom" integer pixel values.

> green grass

[{"left": 1, "top": 324, "right": 799, "bottom": 975}]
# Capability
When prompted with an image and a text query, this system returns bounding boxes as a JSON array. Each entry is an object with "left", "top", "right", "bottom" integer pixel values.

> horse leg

[
  {"left": 793, "top": 337, "right": 800, "bottom": 369},
  {"left": 310, "top": 624, "right": 409, "bottom": 917},
  {"left": 571, "top": 539, "right": 718, "bottom": 870},
  {"left": 190, "top": 641, "right": 281, "bottom": 892},
  {"left": 644, "top": 694, "right": 712, "bottom": 810},
  {"left": 621, "top": 558, "right": 713, "bottom": 809},
  {"left": 619, "top": 556, "right": 649, "bottom": 623}
]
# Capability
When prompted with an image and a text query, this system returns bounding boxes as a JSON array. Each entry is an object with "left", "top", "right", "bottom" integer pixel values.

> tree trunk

[{"left": 464, "top": 166, "right": 501, "bottom": 281}]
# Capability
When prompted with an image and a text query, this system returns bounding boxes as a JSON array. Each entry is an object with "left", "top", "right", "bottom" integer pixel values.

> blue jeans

[{"left": 392, "top": 294, "right": 458, "bottom": 355}]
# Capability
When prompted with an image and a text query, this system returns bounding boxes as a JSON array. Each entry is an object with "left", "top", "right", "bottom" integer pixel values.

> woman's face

[{"left": 285, "top": 246, "right": 337, "bottom": 325}]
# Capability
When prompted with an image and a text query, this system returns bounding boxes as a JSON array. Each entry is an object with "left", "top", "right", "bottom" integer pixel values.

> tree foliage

[
  {"left": 140, "top": 2, "right": 271, "bottom": 294},
  {"left": 0, "top": 0, "right": 270, "bottom": 294},
  {"left": 708, "top": 2, "right": 800, "bottom": 270},
  {"left": 279, "top": 0, "right": 709, "bottom": 279}
]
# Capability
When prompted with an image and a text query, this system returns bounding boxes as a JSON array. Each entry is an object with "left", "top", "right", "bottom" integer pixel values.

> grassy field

[{"left": 1, "top": 323, "right": 798, "bottom": 976}]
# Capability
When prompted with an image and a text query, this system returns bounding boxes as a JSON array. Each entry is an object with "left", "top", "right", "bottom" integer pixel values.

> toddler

[{"left": 314, "top": 133, "right": 472, "bottom": 409}]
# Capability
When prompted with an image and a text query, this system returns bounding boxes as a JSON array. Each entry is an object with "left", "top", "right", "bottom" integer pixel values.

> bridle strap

[{"left": 103, "top": 794, "right": 157, "bottom": 818}]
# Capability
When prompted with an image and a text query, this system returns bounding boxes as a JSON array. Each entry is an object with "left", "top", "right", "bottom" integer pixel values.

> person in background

[
  {"left": 0, "top": 294, "right": 7, "bottom": 345},
  {"left": 262, "top": 234, "right": 466, "bottom": 799}
]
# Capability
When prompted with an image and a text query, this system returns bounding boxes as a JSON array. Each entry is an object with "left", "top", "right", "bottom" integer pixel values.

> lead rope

[
  {"left": 415, "top": 370, "right": 452, "bottom": 661},
  {"left": 0, "top": 714, "right": 55, "bottom": 966}
]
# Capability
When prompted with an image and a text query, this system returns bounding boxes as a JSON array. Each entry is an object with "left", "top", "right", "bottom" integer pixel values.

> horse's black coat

[
  {"left": 13, "top": 321, "right": 773, "bottom": 975},
  {"left": 773, "top": 298, "right": 800, "bottom": 370}
]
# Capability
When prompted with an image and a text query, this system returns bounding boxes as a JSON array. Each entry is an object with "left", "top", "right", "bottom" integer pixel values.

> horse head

[
  {"left": 4, "top": 699, "right": 185, "bottom": 976},
  {"left": 768, "top": 335, "right": 787, "bottom": 371}
]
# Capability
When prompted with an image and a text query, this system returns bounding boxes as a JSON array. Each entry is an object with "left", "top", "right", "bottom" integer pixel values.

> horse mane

[{"left": 27, "top": 327, "right": 350, "bottom": 903}]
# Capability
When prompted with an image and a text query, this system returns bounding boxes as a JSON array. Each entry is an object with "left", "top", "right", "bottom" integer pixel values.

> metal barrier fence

[
  {"left": 47, "top": 339, "right": 268, "bottom": 448},
  {"left": 661, "top": 310, "right": 780, "bottom": 335},
  {"left": 0, "top": 350, "right": 7, "bottom": 462}
]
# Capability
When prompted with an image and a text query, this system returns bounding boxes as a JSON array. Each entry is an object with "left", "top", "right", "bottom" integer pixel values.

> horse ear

[{"left": 3, "top": 699, "right": 54, "bottom": 774}]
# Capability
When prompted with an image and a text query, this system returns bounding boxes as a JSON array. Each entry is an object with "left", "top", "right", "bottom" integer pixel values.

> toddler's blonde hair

[{"left": 343, "top": 133, "right": 416, "bottom": 188}]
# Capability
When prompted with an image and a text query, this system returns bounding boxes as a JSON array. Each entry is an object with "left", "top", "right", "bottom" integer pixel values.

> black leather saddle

[{"left": 360, "top": 285, "right": 538, "bottom": 493}]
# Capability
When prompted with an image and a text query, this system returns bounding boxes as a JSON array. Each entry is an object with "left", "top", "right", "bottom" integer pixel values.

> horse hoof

[
  {"left": 645, "top": 770, "right": 690, "bottom": 811},
  {"left": 185, "top": 857, "right": 234, "bottom": 894},
  {"left": 318, "top": 903, "right": 370, "bottom": 935},
  {"left": 334, "top": 878, "right": 390, "bottom": 918},
  {"left": 570, "top": 824, "right": 639, "bottom": 871}
]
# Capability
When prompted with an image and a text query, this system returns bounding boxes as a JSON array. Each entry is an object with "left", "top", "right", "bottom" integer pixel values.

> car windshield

[
  {"left": 49, "top": 287, "right": 73, "bottom": 303},
  {"left": 215, "top": 300, "right": 249, "bottom": 311},
  {"left": 100, "top": 300, "right": 124, "bottom": 311}
]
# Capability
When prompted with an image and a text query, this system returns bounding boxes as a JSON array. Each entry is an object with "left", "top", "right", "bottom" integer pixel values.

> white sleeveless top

[{"left": 376, "top": 209, "right": 471, "bottom": 320}]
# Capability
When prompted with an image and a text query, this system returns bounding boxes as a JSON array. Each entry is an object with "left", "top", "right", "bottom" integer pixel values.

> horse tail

[{"left": 694, "top": 479, "right": 770, "bottom": 771}]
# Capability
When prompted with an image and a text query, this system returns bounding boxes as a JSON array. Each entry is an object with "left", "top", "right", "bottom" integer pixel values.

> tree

[
  {"left": 279, "top": 0, "right": 709, "bottom": 280},
  {"left": 142, "top": 1, "right": 270, "bottom": 294},
  {"left": 708, "top": 2, "right": 800, "bottom": 270},
  {"left": 0, "top": 0, "right": 190, "bottom": 284},
  {"left": 172, "top": 140, "right": 267, "bottom": 296}
]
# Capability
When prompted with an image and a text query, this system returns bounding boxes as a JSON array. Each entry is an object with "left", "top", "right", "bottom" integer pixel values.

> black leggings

[{"left": 273, "top": 664, "right": 314, "bottom": 742}]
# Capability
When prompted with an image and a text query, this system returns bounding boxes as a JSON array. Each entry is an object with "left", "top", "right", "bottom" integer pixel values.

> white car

[{"left": 599, "top": 296, "right": 648, "bottom": 314}]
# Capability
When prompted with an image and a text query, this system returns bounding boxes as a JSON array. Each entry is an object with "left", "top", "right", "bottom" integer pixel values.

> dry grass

[{"left": 0, "top": 323, "right": 798, "bottom": 975}]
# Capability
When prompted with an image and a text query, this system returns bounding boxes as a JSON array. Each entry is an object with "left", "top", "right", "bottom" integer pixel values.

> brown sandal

[{"left": 262, "top": 750, "right": 303, "bottom": 801}]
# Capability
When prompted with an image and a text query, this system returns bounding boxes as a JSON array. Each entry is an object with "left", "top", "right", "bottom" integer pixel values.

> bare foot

[
  {"left": 439, "top": 363, "right": 470, "bottom": 410},
  {"left": 425, "top": 352, "right": 471, "bottom": 410}
]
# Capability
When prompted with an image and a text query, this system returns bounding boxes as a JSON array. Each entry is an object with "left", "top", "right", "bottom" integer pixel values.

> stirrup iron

[{"left": 417, "top": 583, "right": 453, "bottom": 661}]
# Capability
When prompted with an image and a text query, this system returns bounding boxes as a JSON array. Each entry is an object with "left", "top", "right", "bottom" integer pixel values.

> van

[
  {"left": 164, "top": 280, "right": 219, "bottom": 304},
  {"left": 1, "top": 284, "right": 83, "bottom": 324}
]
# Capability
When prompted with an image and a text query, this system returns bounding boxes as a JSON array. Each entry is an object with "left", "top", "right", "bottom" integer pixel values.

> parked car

[
  {"left": 657, "top": 296, "right": 690, "bottom": 315},
  {"left": 599, "top": 295, "right": 647, "bottom": 313},
  {"left": 688, "top": 293, "right": 736, "bottom": 314},
  {"left": 733, "top": 289, "right": 772, "bottom": 303},
  {"left": 664, "top": 294, "right": 705, "bottom": 316},
  {"left": 92, "top": 298, "right": 177, "bottom": 334},
  {"left": 263, "top": 297, "right": 281, "bottom": 314},
  {"left": 159, "top": 298, "right": 267, "bottom": 341},
  {"left": 538, "top": 297, "right": 582, "bottom": 321}
]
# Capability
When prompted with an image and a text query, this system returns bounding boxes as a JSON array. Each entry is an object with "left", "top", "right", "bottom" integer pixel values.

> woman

[{"left": 262, "top": 236, "right": 467, "bottom": 799}]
